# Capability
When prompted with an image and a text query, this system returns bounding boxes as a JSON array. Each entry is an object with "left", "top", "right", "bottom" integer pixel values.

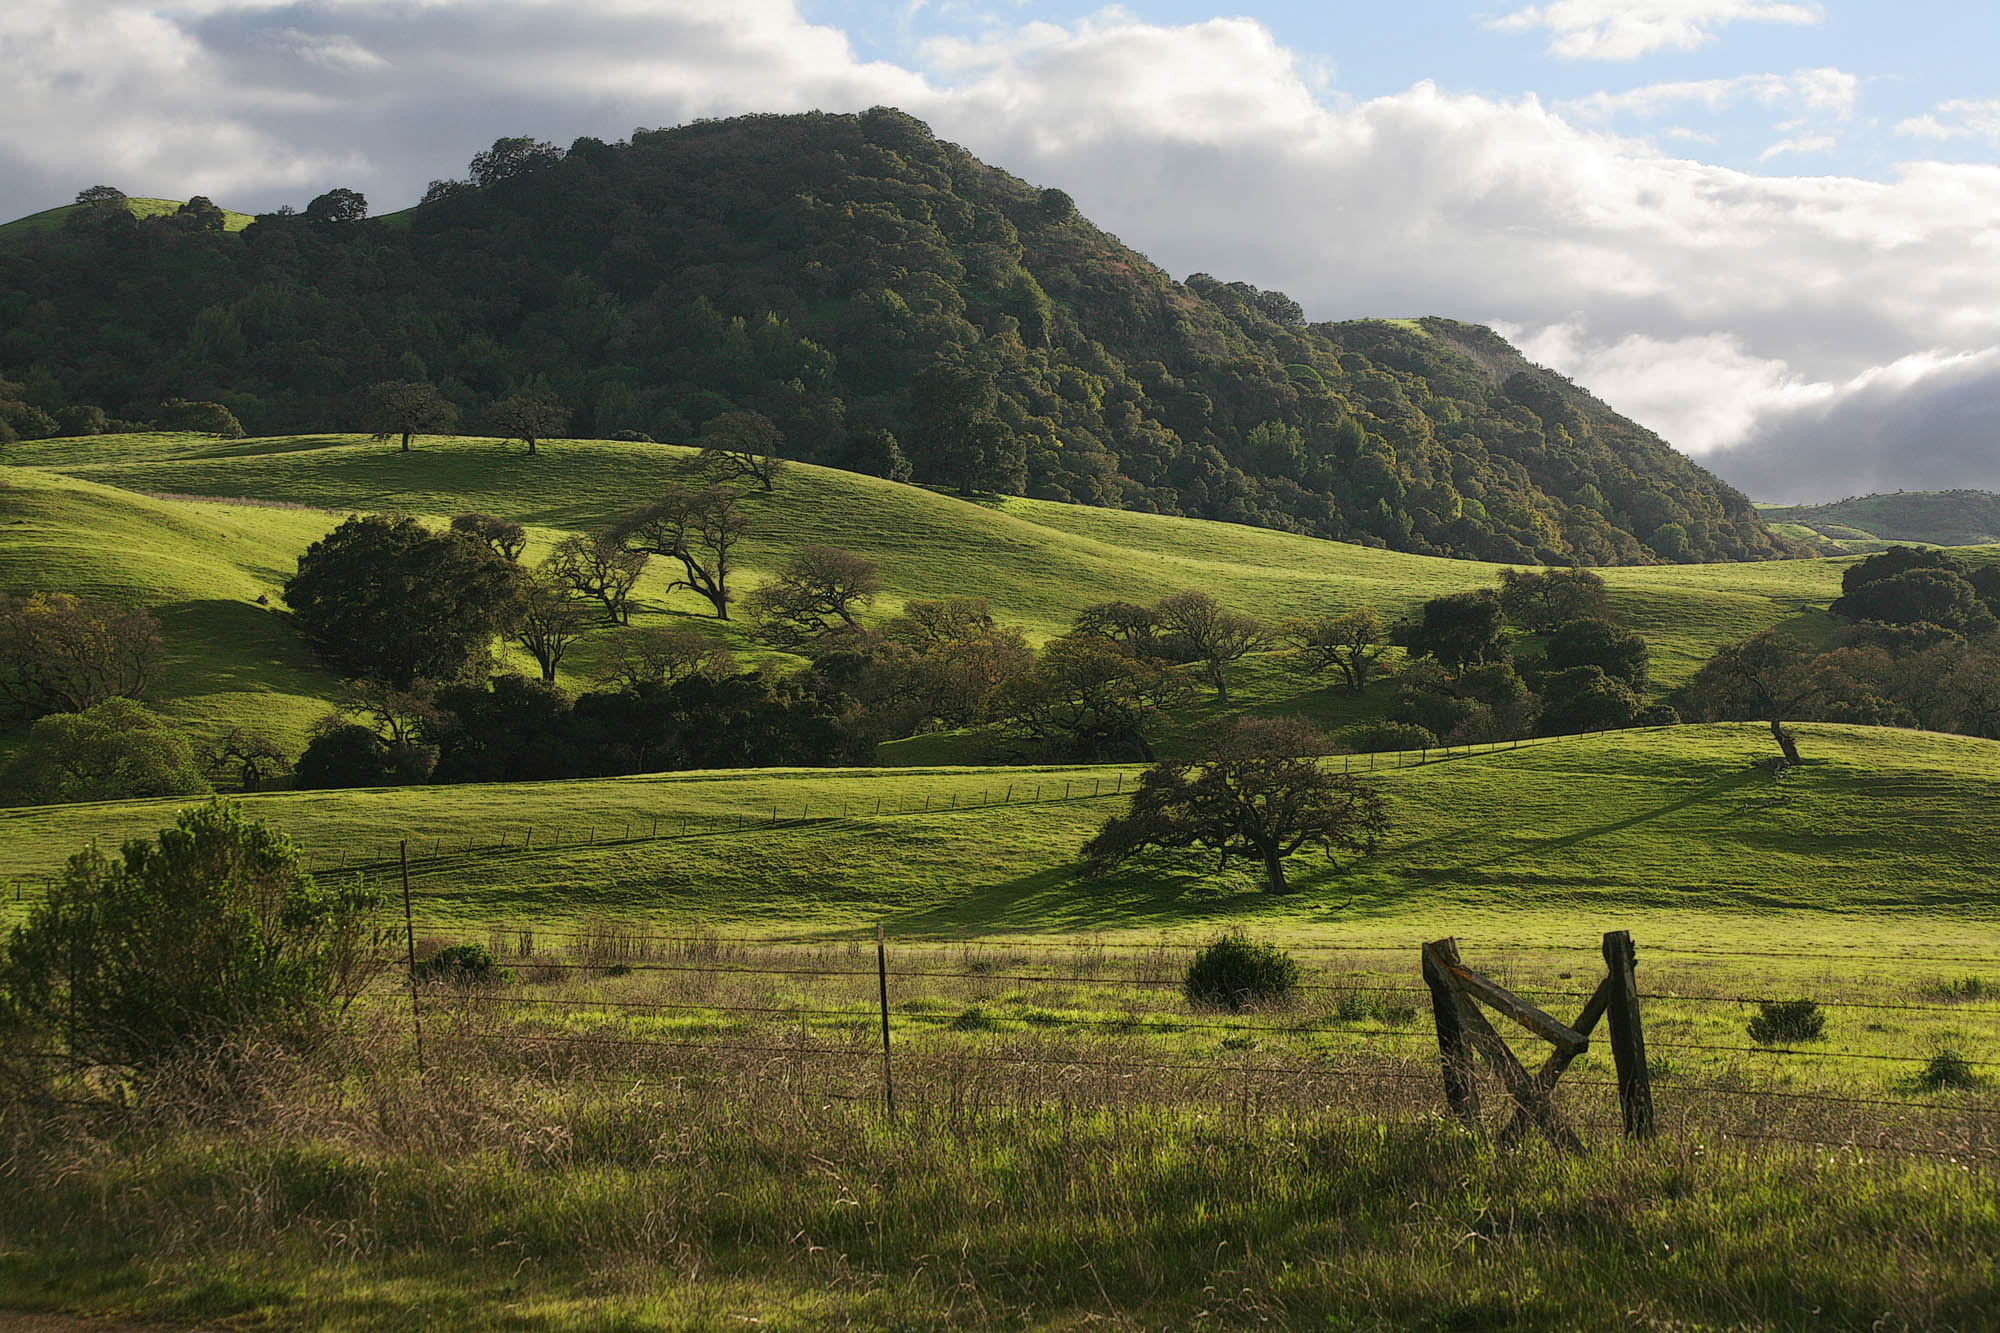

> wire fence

[{"left": 326, "top": 924, "right": 2000, "bottom": 1163}]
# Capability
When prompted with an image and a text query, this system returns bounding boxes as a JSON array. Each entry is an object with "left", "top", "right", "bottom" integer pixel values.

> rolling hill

[
  {"left": 0, "top": 195, "right": 255, "bottom": 240},
  {"left": 1, "top": 432, "right": 1860, "bottom": 760}
]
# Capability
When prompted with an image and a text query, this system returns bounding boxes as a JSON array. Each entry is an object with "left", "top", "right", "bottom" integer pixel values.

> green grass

[
  {"left": 0, "top": 196, "right": 255, "bottom": 239},
  {"left": 0, "top": 431, "right": 1884, "bottom": 758},
  {"left": 7, "top": 724, "right": 1997, "bottom": 949}
]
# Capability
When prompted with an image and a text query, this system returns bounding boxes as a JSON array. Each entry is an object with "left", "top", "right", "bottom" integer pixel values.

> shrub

[
  {"left": 1185, "top": 933, "right": 1298, "bottom": 1010},
  {"left": 1916, "top": 1049, "right": 1980, "bottom": 1092},
  {"left": 0, "top": 801, "right": 384, "bottom": 1073},
  {"left": 1747, "top": 999, "right": 1825, "bottom": 1045},
  {"left": 411, "top": 942, "right": 504, "bottom": 986}
]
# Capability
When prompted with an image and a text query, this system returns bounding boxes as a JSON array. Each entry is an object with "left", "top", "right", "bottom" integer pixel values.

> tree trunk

[
  {"left": 1771, "top": 718, "right": 1801, "bottom": 766},
  {"left": 1260, "top": 845, "right": 1291, "bottom": 894},
  {"left": 1211, "top": 665, "right": 1230, "bottom": 705},
  {"left": 526, "top": 437, "right": 537, "bottom": 455},
  {"left": 400, "top": 431, "right": 412, "bottom": 452}
]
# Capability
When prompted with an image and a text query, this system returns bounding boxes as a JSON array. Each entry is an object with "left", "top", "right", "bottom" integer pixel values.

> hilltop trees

[
  {"left": 284, "top": 515, "right": 521, "bottom": 687},
  {"left": 364, "top": 380, "right": 458, "bottom": 452},
  {"left": 0, "top": 111, "right": 1792, "bottom": 565},
  {"left": 1082, "top": 716, "right": 1387, "bottom": 894}
]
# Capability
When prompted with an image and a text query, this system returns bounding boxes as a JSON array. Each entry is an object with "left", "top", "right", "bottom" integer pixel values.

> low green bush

[
  {"left": 1747, "top": 999, "right": 1825, "bottom": 1045},
  {"left": 1184, "top": 933, "right": 1298, "bottom": 1010},
  {"left": 412, "top": 942, "right": 504, "bottom": 986}
]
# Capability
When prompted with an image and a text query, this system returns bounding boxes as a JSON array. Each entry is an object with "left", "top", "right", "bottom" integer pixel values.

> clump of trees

[
  {"left": 0, "top": 698, "right": 209, "bottom": 805},
  {"left": 1678, "top": 546, "right": 2000, "bottom": 759},
  {"left": 0, "top": 592, "right": 162, "bottom": 724},
  {"left": 1082, "top": 716, "right": 1386, "bottom": 894},
  {"left": 284, "top": 515, "right": 523, "bottom": 687}
]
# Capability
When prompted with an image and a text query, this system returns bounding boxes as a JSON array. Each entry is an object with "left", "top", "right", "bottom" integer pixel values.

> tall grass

[{"left": 4, "top": 1003, "right": 1996, "bottom": 1331}]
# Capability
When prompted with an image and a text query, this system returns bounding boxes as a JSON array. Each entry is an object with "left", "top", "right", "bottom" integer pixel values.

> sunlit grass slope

[
  {"left": 0, "top": 467, "right": 341, "bottom": 747},
  {"left": 11, "top": 432, "right": 1861, "bottom": 699},
  {"left": 6, "top": 724, "right": 1996, "bottom": 951},
  {"left": 0, "top": 196, "right": 255, "bottom": 239}
]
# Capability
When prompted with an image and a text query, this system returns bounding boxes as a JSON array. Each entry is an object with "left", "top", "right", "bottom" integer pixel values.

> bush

[
  {"left": 1747, "top": 999, "right": 1825, "bottom": 1045},
  {"left": 411, "top": 942, "right": 504, "bottom": 986},
  {"left": 1185, "top": 933, "right": 1299, "bottom": 1010},
  {"left": 0, "top": 801, "right": 384, "bottom": 1073},
  {"left": 1916, "top": 1049, "right": 1980, "bottom": 1092}
]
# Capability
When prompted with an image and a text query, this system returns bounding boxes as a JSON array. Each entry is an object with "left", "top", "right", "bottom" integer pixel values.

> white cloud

[
  {"left": 1758, "top": 134, "right": 1838, "bottom": 161},
  {"left": 1897, "top": 99, "right": 2000, "bottom": 148},
  {"left": 1489, "top": 0, "right": 1823, "bottom": 62},
  {"left": 1560, "top": 67, "right": 1855, "bottom": 122}
]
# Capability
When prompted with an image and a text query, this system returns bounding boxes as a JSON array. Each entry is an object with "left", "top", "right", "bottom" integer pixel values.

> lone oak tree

[
  {"left": 697, "top": 410, "right": 786, "bottom": 491},
  {"left": 486, "top": 393, "right": 571, "bottom": 456},
  {"left": 1154, "top": 590, "right": 1266, "bottom": 704},
  {"left": 1082, "top": 716, "right": 1386, "bottom": 894},
  {"left": 363, "top": 380, "right": 458, "bottom": 452},
  {"left": 612, "top": 484, "right": 749, "bottom": 619}
]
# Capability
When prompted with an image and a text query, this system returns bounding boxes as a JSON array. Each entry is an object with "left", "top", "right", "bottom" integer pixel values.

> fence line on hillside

[{"left": 0, "top": 722, "right": 1686, "bottom": 902}]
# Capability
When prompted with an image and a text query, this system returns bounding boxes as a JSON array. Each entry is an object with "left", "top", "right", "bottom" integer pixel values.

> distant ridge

[{"left": 1761, "top": 489, "right": 2000, "bottom": 548}]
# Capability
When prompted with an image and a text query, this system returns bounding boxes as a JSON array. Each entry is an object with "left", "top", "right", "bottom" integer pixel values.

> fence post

[
  {"left": 524, "top": 826, "right": 533, "bottom": 851},
  {"left": 876, "top": 923, "right": 895, "bottom": 1118},
  {"left": 399, "top": 840, "right": 426, "bottom": 1076},
  {"left": 1601, "top": 930, "right": 1655, "bottom": 1139},
  {"left": 1420, "top": 938, "right": 1479, "bottom": 1129}
]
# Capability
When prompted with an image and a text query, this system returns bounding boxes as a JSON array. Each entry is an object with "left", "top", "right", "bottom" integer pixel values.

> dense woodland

[{"left": 0, "top": 110, "right": 1790, "bottom": 566}]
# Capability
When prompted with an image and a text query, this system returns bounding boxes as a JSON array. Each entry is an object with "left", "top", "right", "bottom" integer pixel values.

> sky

[{"left": 5, "top": 2, "right": 2000, "bottom": 502}]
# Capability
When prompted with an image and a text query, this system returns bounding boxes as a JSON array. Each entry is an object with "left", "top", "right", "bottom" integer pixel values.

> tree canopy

[
  {"left": 1082, "top": 716, "right": 1387, "bottom": 894},
  {"left": 284, "top": 515, "right": 522, "bottom": 688},
  {"left": 0, "top": 110, "right": 1792, "bottom": 567}
]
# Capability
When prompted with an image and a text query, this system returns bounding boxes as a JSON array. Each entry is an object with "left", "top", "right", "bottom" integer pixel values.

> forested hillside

[{"left": 0, "top": 109, "right": 1790, "bottom": 566}]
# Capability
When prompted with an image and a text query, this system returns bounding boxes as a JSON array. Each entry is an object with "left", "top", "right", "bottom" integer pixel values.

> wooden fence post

[
  {"left": 399, "top": 841, "right": 425, "bottom": 1076},
  {"left": 1602, "top": 930, "right": 1655, "bottom": 1139},
  {"left": 876, "top": 923, "right": 895, "bottom": 1117},
  {"left": 1420, "top": 938, "right": 1479, "bottom": 1128}
]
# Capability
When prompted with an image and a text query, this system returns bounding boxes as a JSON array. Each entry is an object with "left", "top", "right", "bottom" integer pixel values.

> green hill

[
  {"left": 1763, "top": 489, "right": 2000, "bottom": 548},
  {"left": 1, "top": 433, "right": 1857, "bottom": 758},
  {"left": 0, "top": 109, "right": 1791, "bottom": 565},
  {"left": 0, "top": 196, "right": 254, "bottom": 240}
]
